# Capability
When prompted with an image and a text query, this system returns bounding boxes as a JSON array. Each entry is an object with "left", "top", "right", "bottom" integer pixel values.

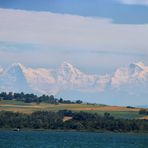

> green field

[
  {"left": 0, "top": 100, "right": 147, "bottom": 119},
  {"left": 85, "top": 110, "right": 142, "bottom": 119}
]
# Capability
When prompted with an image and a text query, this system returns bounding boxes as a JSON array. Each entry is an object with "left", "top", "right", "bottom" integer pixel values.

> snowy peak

[
  {"left": 129, "top": 62, "right": 148, "bottom": 71},
  {"left": 0, "top": 61, "right": 147, "bottom": 96},
  {"left": 129, "top": 62, "right": 148, "bottom": 79},
  {"left": 23, "top": 67, "right": 56, "bottom": 94},
  {"left": 6, "top": 63, "right": 26, "bottom": 77},
  {"left": 134, "top": 62, "right": 145, "bottom": 68},
  {"left": 58, "top": 62, "right": 110, "bottom": 92},
  {"left": 60, "top": 62, "right": 82, "bottom": 75},
  {"left": 129, "top": 62, "right": 147, "bottom": 74},
  {"left": 6, "top": 63, "right": 27, "bottom": 76},
  {"left": 11, "top": 63, "right": 26, "bottom": 70},
  {"left": 58, "top": 62, "right": 83, "bottom": 84},
  {"left": 11, "top": 63, "right": 26, "bottom": 69},
  {"left": 61, "top": 61, "right": 75, "bottom": 69},
  {"left": 0, "top": 63, "right": 30, "bottom": 93},
  {"left": 111, "top": 62, "right": 148, "bottom": 88}
]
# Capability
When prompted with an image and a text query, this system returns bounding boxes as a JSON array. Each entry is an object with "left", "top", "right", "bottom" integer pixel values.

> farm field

[{"left": 0, "top": 100, "right": 147, "bottom": 119}]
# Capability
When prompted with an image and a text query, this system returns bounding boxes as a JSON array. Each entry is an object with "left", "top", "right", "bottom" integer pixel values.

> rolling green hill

[{"left": 0, "top": 100, "right": 147, "bottom": 119}]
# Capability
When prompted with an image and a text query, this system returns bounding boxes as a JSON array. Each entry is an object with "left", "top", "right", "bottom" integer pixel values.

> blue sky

[{"left": 0, "top": 0, "right": 148, "bottom": 105}]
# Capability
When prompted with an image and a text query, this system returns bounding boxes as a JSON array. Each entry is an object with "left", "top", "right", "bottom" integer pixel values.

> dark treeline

[
  {"left": 0, "top": 110, "right": 148, "bottom": 132},
  {"left": 0, "top": 92, "right": 83, "bottom": 104},
  {"left": 139, "top": 109, "right": 148, "bottom": 115}
]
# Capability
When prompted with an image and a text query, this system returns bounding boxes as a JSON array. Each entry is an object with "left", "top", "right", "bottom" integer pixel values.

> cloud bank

[
  {"left": 0, "top": 8, "right": 148, "bottom": 72},
  {"left": 0, "top": 8, "right": 148, "bottom": 53}
]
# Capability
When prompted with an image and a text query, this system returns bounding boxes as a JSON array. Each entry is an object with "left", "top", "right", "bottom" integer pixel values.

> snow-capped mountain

[
  {"left": 21, "top": 64, "right": 57, "bottom": 95},
  {"left": 0, "top": 61, "right": 148, "bottom": 99},
  {"left": 57, "top": 62, "right": 110, "bottom": 92},
  {"left": 111, "top": 62, "right": 148, "bottom": 88},
  {"left": 0, "top": 63, "right": 31, "bottom": 93},
  {"left": 0, "top": 63, "right": 58, "bottom": 95}
]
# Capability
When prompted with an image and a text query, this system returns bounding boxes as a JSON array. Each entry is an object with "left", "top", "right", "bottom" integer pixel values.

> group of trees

[
  {"left": 139, "top": 109, "right": 148, "bottom": 115},
  {"left": 0, "top": 111, "right": 63, "bottom": 129},
  {"left": 0, "top": 110, "right": 148, "bottom": 132},
  {"left": 0, "top": 92, "right": 83, "bottom": 104},
  {"left": 62, "top": 111, "right": 148, "bottom": 132}
]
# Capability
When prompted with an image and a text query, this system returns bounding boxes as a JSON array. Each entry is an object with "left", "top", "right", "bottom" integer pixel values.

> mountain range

[{"left": 0, "top": 61, "right": 148, "bottom": 105}]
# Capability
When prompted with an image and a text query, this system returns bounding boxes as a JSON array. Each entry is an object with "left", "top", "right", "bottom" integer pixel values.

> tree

[
  {"left": 59, "top": 98, "right": 63, "bottom": 103},
  {"left": 75, "top": 100, "right": 83, "bottom": 104},
  {"left": 0, "top": 92, "right": 7, "bottom": 100},
  {"left": 139, "top": 109, "right": 147, "bottom": 115},
  {"left": 7, "top": 92, "right": 13, "bottom": 100}
]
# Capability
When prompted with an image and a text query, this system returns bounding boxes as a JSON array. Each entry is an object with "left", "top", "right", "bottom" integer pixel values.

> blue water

[{"left": 0, "top": 131, "right": 148, "bottom": 148}]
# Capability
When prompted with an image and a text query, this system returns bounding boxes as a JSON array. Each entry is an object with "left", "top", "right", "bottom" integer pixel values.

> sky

[
  {"left": 0, "top": 0, "right": 148, "bottom": 105},
  {"left": 0, "top": 0, "right": 148, "bottom": 72}
]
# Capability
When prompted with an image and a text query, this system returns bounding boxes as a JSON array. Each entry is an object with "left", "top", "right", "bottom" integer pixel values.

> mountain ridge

[{"left": 0, "top": 61, "right": 148, "bottom": 104}]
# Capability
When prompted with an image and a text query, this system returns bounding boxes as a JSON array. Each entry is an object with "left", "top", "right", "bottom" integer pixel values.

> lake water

[{"left": 0, "top": 131, "right": 148, "bottom": 148}]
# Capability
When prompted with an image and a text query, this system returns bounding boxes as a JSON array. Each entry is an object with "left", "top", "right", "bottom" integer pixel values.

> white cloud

[
  {"left": 0, "top": 8, "right": 148, "bottom": 53},
  {"left": 118, "top": 0, "right": 148, "bottom": 5}
]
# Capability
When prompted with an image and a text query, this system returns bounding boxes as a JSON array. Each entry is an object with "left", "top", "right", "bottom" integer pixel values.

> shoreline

[{"left": 0, "top": 128, "right": 148, "bottom": 134}]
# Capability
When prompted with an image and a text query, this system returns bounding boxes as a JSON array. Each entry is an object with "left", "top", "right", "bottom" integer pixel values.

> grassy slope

[{"left": 0, "top": 100, "right": 147, "bottom": 119}]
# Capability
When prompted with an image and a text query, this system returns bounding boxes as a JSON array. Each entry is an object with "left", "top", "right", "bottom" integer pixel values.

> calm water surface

[{"left": 0, "top": 131, "right": 148, "bottom": 148}]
